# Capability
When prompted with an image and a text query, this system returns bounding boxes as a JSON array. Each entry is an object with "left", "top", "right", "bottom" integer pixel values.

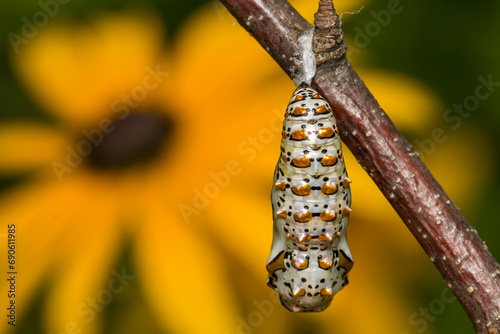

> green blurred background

[{"left": 0, "top": 0, "right": 499, "bottom": 333}]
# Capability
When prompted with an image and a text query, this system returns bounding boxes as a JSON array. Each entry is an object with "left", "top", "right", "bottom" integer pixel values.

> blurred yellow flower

[
  {"left": 1, "top": 7, "right": 258, "bottom": 334},
  {"left": 0, "top": 1, "right": 494, "bottom": 334}
]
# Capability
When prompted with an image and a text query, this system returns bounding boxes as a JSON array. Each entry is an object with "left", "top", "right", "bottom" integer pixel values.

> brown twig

[{"left": 219, "top": 0, "right": 500, "bottom": 332}]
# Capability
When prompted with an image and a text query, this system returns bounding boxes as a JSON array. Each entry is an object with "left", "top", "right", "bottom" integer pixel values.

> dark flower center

[{"left": 86, "top": 112, "right": 175, "bottom": 170}]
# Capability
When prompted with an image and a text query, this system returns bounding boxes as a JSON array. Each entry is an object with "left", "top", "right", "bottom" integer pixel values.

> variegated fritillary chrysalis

[{"left": 266, "top": 82, "right": 353, "bottom": 312}]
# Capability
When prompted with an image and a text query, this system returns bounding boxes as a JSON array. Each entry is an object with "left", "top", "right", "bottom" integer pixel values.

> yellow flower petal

[
  {"left": 419, "top": 125, "right": 495, "bottom": 212},
  {"left": 0, "top": 183, "right": 63, "bottom": 334},
  {"left": 12, "top": 9, "right": 165, "bottom": 128},
  {"left": 134, "top": 186, "right": 239, "bottom": 334},
  {"left": 0, "top": 174, "right": 111, "bottom": 333},
  {"left": 159, "top": 62, "right": 293, "bottom": 189},
  {"left": 172, "top": 2, "right": 287, "bottom": 107},
  {"left": 0, "top": 122, "right": 65, "bottom": 175},
  {"left": 222, "top": 270, "right": 290, "bottom": 334},
  {"left": 43, "top": 175, "right": 120, "bottom": 334},
  {"left": 314, "top": 281, "right": 415, "bottom": 334},
  {"left": 205, "top": 189, "right": 272, "bottom": 278},
  {"left": 360, "top": 69, "right": 444, "bottom": 132}
]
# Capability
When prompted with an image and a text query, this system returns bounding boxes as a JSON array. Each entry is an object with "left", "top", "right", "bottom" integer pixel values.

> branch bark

[{"left": 219, "top": 0, "right": 500, "bottom": 332}]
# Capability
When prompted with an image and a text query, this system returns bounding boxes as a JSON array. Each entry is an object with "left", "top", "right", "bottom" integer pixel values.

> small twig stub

[{"left": 313, "top": 0, "right": 346, "bottom": 64}]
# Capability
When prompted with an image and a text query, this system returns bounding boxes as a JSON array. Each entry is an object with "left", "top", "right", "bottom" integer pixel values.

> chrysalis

[{"left": 266, "top": 82, "right": 353, "bottom": 312}]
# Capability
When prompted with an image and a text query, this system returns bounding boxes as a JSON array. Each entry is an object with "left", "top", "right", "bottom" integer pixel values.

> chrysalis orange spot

[
  {"left": 342, "top": 207, "right": 352, "bottom": 215},
  {"left": 318, "top": 127, "right": 334, "bottom": 138},
  {"left": 299, "top": 246, "right": 308, "bottom": 251},
  {"left": 315, "top": 105, "right": 329, "bottom": 114},
  {"left": 342, "top": 178, "right": 352, "bottom": 187},
  {"left": 312, "top": 93, "right": 321, "bottom": 99},
  {"left": 292, "top": 288, "right": 306, "bottom": 297},
  {"left": 293, "top": 95, "right": 305, "bottom": 102},
  {"left": 293, "top": 211, "right": 312, "bottom": 223},
  {"left": 292, "top": 157, "right": 310, "bottom": 168},
  {"left": 275, "top": 182, "right": 286, "bottom": 191},
  {"left": 291, "top": 257, "right": 309, "bottom": 270},
  {"left": 292, "top": 106, "right": 307, "bottom": 115},
  {"left": 298, "top": 234, "right": 312, "bottom": 242},
  {"left": 292, "top": 184, "right": 311, "bottom": 196},
  {"left": 319, "top": 234, "right": 332, "bottom": 242},
  {"left": 291, "top": 129, "right": 307, "bottom": 140},
  {"left": 320, "top": 211, "right": 337, "bottom": 222},
  {"left": 321, "top": 155, "right": 338, "bottom": 167},
  {"left": 276, "top": 210, "right": 287, "bottom": 218},
  {"left": 319, "top": 257, "right": 332, "bottom": 269},
  {"left": 320, "top": 288, "right": 333, "bottom": 296},
  {"left": 321, "top": 183, "right": 338, "bottom": 195}
]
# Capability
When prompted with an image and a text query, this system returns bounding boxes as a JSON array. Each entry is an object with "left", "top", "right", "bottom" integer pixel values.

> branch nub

[{"left": 313, "top": 0, "right": 346, "bottom": 64}]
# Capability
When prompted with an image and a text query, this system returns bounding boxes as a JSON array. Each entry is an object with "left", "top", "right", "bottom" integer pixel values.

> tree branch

[{"left": 219, "top": 0, "right": 500, "bottom": 332}]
